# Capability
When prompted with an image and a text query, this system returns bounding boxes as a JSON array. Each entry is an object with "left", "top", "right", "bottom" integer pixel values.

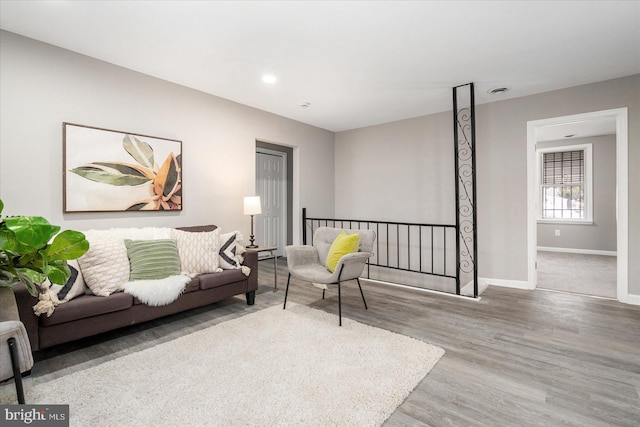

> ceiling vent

[{"left": 488, "top": 87, "right": 510, "bottom": 95}]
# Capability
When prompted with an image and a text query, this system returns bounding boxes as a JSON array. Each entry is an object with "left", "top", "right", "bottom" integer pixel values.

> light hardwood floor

[{"left": 3, "top": 259, "right": 639, "bottom": 426}]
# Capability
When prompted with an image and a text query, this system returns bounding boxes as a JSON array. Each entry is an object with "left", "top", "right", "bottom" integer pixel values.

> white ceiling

[{"left": 1, "top": 1, "right": 639, "bottom": 132}]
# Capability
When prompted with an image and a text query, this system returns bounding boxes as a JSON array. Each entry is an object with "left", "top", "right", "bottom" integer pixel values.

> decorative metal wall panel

[{"left": 453, "top": 84, "right": 478, "bottom": 297}]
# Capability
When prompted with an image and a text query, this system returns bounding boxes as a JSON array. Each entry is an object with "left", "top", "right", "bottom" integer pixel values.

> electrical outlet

[{"left": 555, "top": 229, "right": 560, "bottom": 236}]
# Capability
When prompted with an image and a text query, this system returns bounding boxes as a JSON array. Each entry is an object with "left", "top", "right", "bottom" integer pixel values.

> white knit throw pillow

[
  {"left": 78, "top": 238, "right": 130, "bottom": 296},
  {"left": 171, "top": 228, "right": 221, "bottom": 275}
]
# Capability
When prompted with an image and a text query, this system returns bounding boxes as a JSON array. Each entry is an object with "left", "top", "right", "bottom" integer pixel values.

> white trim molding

[
  {"left": 477, "top": 277, "right": 533, "bottom": 290},
  {"left": 622, "top": 293, "right": 640, "bottom": 306},
  {"left": 527, "top": 108, "right": 629, "bottom": 303},
  {"left": 361, "top": 278, "right": 481, "bottom": 301}
]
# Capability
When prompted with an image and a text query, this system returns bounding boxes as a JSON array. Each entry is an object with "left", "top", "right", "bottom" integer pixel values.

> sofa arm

[
  {"left": 243, "top": 250, "right": 258, "bottom": 291},
  {"left": 12, "top": 284, "right": 39, "bottom": 351}
]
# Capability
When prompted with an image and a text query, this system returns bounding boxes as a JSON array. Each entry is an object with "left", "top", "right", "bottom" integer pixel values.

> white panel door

[{"left": 256, "top": 151, "right": 286, "bottom": 257}]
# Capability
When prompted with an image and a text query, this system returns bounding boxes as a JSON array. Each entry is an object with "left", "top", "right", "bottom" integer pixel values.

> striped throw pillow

[{"left": 125, "top": 239, "right": 181, "bottom": 281}]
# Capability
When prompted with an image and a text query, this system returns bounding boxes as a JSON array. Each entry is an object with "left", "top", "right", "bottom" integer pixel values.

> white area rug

[{"left": 1, "top": 304, "right": 444, "bottom": 426}]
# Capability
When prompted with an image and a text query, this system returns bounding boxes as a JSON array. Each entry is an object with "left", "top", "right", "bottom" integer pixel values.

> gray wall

[
  {"left": 336, "top": 75, "right": 640, "bottom": 297},
  {"left": 537, "top": 136, "right": 617, "bottom": 252},
  {"left": 2, "top": 30, "right": 638, "bottom": 298},
  {"left": 0, "top": 31, "right": 335, "bottom": 244}
]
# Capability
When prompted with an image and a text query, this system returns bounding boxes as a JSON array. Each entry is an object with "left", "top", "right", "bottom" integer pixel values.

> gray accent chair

[
  {"left": 1, "top": 288, "right": 33, "bottom": 404},
  {"left": 283, "top": 227, "right": 376, "bottom": 325}
]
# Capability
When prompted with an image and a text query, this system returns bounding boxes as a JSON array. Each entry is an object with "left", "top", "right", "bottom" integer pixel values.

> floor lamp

[{"left": 243, "top": 196, "right": 262, "bottom": 248}]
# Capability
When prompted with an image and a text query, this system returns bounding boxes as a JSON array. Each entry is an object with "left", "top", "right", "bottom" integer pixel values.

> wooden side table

[{"left": 246, "top": 246, "right": 279, "bottom": 291}]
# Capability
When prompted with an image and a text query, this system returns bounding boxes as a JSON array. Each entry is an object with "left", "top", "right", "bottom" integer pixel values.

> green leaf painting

[
  {"left": 123, "top": 135, "right": 155, "bottom": 170},
  {"left": 67, "top": 127, "right": 182, "bottom": 211}
]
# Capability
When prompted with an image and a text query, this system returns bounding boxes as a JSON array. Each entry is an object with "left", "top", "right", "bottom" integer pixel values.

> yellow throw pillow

[{"left": 325, "top": 232, "right": 360, "bottom": 273}]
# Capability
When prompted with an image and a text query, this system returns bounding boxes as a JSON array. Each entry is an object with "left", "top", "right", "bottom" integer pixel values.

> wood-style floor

[
  {"left": 3, "top": 259, "right": 639, "bottom": 426},
  {"left": 537, "top": 250, "right": 617, "bottom": 299}
]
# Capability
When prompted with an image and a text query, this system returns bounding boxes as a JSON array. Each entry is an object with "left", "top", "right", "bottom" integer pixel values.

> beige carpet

[{"left": 1, "top": 304, "right": 444, "bottom": 426}]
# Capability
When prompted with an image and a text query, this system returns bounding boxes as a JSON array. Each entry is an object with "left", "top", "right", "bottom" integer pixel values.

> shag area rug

[{"left": 1, "top": 304, "right": 444, "bottom": 426}]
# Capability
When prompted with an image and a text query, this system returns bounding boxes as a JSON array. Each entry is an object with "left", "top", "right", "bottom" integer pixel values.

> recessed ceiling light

[
  {"left": 262, "top": 74, "right": 277, "bottom": 84},
  {"left": 488, "top": 87, "right": 510, "bottom": 95},
  {"left": 299, "top": 101, "right": 310, "bottom": 108}
]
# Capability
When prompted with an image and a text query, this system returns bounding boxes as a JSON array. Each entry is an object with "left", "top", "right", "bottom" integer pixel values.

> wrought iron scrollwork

[{"left": 453, "top": 84, "right": 478, "bottom": 297}]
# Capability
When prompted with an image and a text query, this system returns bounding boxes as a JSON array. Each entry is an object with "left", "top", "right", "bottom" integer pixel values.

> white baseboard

[
  {"left": 537, "top": 246, "right": 617, "bottom": 256},
  {"left": 460, "top": 280, "right": 489, "bottom": 296},
  {"left": 479, "top": 277, "right": 534, "bottom": 290},
  {"left": 360, "top": 278, "right": 481, "bottom": 301},
  {"left": 620, "top": 293, "right": 640, "bottom": 306}
]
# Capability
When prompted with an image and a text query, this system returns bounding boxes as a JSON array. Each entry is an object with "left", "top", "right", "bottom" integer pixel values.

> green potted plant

[{"left": 0, "top": 199, "right": 89, "bottom": 319}]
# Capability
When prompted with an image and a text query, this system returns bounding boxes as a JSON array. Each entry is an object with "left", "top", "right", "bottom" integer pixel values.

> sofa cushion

[
  {"left": 171, "top": 228, "right": 221, "bottom": 274},
  {"left": 125, "top": 239, "right": 181, "bottom": 280},
  {"left": 175, "top": 225, "right": 217, "bottom": 233},
  {"left": 184, "top": 277, "right": 200, "bottom": 293},
  {"left": 78, "top": 238, "right": 130, "bottom": 296},
  {"left": 40, "top": 293, "right": 134, "bottom": 327},
  {"left": 79, "top": 228, "right": 175, "bottom": 296},
  {"left": 218, "top": 230, "right": 245, "bottom": 270},
  {"left": 46, "top": 260, "right": 87, "bottom": 303},
  {"left": 198, "top": 270, "right": 246, "bottom": 290}
]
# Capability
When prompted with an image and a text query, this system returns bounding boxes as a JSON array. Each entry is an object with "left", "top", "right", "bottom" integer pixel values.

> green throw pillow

[
  {"left": 325, "top": 232, "right": 360, "bottom": 273},
  {"left": 125, "top": 239, "right": 181, "bottom": 281}
]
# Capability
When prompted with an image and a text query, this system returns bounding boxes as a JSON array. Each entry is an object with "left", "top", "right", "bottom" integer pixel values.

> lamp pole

[{"left": 247, "top": 214, "right": 257, "bottom": 248}]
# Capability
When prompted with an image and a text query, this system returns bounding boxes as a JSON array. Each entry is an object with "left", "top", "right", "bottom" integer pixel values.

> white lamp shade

[{"left": 243, "top": 196, "right": 262, "bottom": 215}]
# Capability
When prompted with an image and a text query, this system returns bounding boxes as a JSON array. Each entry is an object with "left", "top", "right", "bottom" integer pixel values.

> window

[{"left": 538, "top": 144, "right": 592, "bottom": 222}]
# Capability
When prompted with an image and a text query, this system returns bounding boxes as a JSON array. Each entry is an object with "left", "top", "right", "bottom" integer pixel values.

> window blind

[{"left": 542, "top": 150, "right": 584, "bottom": 185}]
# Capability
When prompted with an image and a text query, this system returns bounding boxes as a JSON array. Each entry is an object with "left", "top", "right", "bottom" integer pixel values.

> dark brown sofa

[{"left": 12, "top": 225, "right": 258, "bottom": 351}]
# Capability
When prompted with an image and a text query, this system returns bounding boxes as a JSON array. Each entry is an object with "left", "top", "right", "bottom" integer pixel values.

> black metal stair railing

[{"left": 302, "top": 208, "right": 460, "bottom": 294}]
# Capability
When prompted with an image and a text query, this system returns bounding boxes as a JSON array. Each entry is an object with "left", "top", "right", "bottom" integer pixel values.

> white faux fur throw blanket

[{"left": 122, "top": 274, "right": 192, "bottom": 307}]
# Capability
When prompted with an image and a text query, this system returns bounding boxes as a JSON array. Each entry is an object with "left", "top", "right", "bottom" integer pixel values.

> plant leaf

[
  {"left": 93, "top": 162, "right": 155, "bottom": 179},
  {"left": 16, "top": 267, "right": 46, "bottom": 286},
  {"left": 47, "top": 260, "right": 70, "bottom": 286},
  {"left": 0, "top": 229, "right": 14, "bottom": 251},
  {"left": 126, "top": 198, "right": 159, "bottom": 211},
  {"left": 123, "top": 135, "right": 154, "bottom": 169},
  {"left": 70, "top": 163, "right": 152, "bottom": 186},
  {"left": 16, "top": 267, "right": 47, "bottom": 295},
  {"left": 45, "top": 230, "right": 89, "bottom": 261},
  {"left": 153, "top": 153, "right": 180, "bottom": 200},
  {"left": 4, "top": 216, "right": 60, "bottom": 248},
  {"left": 0, "top": 199, "right": 4, "bottom": 216}
]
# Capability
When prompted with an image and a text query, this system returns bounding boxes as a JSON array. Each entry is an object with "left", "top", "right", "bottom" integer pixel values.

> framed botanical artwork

[{"left": 63, "top": 123, "right": 182, "bottom": 212}]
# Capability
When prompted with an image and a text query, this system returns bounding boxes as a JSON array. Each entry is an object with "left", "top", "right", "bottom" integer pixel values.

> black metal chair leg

[
  {"left": 8, "top": 337, "right": 26, "bottom": 404},
  {"left": 357, "top": 278, "right": 368, "bottom": 310},
  {"left": 283, "top": 273, "right": 291, "bottom": 309},
  {"left": 337, "top": 281, "right": 342, "bottom": 326}
]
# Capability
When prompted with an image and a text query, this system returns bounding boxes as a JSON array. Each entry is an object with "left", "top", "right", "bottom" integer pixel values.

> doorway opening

[
  {"left": 527, "top": 108, "right": 629, "bottom": 302},
  {"left": 255, "top": 141, "right": 293, "bottom": 257}
]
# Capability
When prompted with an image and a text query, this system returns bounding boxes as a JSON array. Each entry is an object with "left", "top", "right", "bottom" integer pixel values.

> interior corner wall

[
  {"left": 537, "top": 135, "right": 617, "bottom": 252},
  {"left": 335, "top": 74, "right": 640, "bottom": 296},
  {"left": 0, "top": 31, "right": 335, "bottom": 244}
]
